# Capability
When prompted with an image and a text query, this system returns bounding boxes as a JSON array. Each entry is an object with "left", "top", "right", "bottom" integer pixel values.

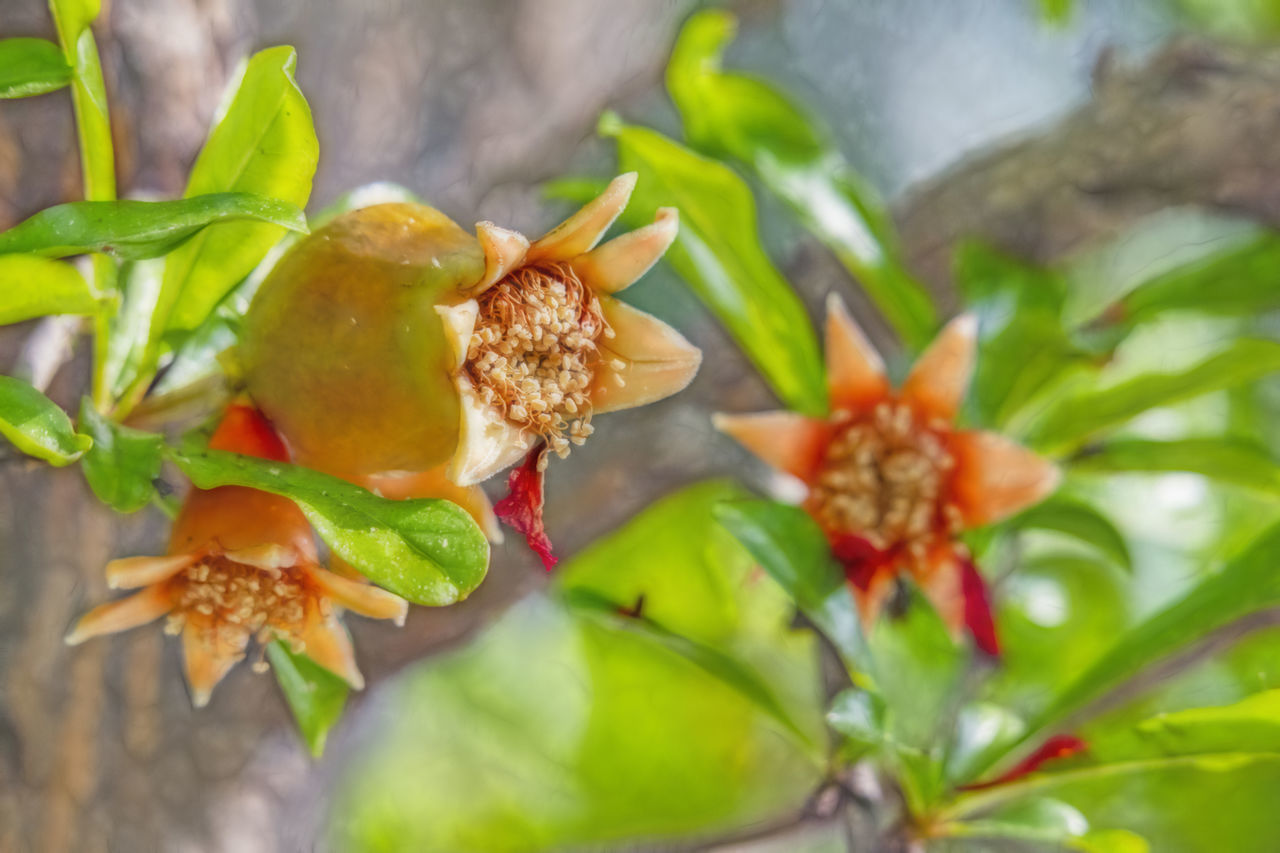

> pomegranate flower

[
  {"left": 715, "top": 296, "right": 1059, "bottom": 651},
  {"left": 66, "top": 404, "right": 408, "bottom": 706}
]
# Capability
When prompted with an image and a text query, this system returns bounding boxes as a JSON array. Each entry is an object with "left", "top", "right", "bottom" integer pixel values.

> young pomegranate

[
  {"left": 715, "top": 296, "right": 1059, "bottom": 652},
  {"left": 66, "top": 404, "right": 408, "bottom": 706}
]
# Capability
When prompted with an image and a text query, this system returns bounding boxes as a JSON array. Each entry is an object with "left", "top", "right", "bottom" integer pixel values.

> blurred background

[{"left": 3, "top": 0, "right": 1280, "bottom": 850}]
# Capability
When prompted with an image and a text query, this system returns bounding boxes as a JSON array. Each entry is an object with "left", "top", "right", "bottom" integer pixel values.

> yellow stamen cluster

[
  {"left": 164, "top": 555, "right": 310, "bottom": 642},
  {"left": 465, "top": 262, "right": 614, "bottom": 458},
  {"left": 811, "top": 402, "right": 962, "bottom": 561}
]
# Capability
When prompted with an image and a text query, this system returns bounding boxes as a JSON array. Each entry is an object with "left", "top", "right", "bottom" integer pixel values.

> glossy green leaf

[
  {"left": 0, "top": 254, "right": 98, "bottom": 324},
  {"left": 0, "top": 377, "right": 90, "bottom": 465},
  {"left": 1026, "top": 339, "right": 1280, "bottom": 453},
  {"left": 330, "top": 595, "right": 821, "bottom": 851},
  {"left": 946, "top": 702, "right": 1027, "bottom": 784},
  {"left": 0, "top": 194, "right": 306, "bottom": 261},
  {"left": 166, "top": 447, "right": 488, "bottom": 606},
  {"left": 1118, "top": 234, "right": 1280, "bottom": 326},
  {"left": 0, "top": 38, "right": 71, "bottom": 98},
  {"left": 77, "top": 398, "right": 163, "bottom": 511},
  {"left": 1073, "top": 437, "right": 1280, "bottom": 498},
  {"left": 666, "top": 11, "right": 936, "bottom": 347},
  {"left": 1132, "top": 690, "right": 1280, "bottom": 757},
  {"left": 599, "top": 113, "right": 827, "bottom": 416},
  {"left": 156, "top": 46, "right": 318, "bottom": 340},
  {"left": 1007, "top": 496, "right": 1132, "bottom": 571},
  {"left": 267, "top": 641, "right": 349, "bottom": 758}
]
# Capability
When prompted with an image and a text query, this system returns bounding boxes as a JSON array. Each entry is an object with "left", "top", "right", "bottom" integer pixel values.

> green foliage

[
  {"left": 1006, "top": 496, "right": 1133, "bottom": 572},
  {"left": 0, "top": 194, "right": 307, "bottom": 260},
  {"left": 598, "top": 113, "right": 827, "bottom": 416},
  {"left": 48, "top": 0, "right": 113, "bottom": 203},
  {"left": 1073, "top": 437, "right": 1280, "bottom": 498},
  {"left": 167, "top": 447, "right": 489, "bottom": 606},
  {"left": 0, "top": 254, "right": 98, "bottom": 325},
  {"left": 1037, "top": 0, "right": 1075, "bottom": 23},
  {"left": 0, "top": 38, "right": 70, "bottom": 98},
  {"left": 0, "top": 376, "right": 91, "bottom": 465},
  {"left": 267, "top": 641, "right": 350, "bottom": 757},
  {"left": 77, "top": 398, "right": 163, "bottom": 511},
  {"left": 666, "top": 10, "right": 936, "bottom": 347},
  {"left": 1117, "top": 234, "right": 1280, "bottom": 325}
]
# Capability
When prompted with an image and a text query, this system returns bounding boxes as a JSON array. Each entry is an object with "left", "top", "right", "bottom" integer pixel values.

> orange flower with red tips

[
  {"left": 715, "top": 296, "right": 1060, "bottom": 651},
  {"left": 66, "top": 404, "right": 408, "bottom": 707}
]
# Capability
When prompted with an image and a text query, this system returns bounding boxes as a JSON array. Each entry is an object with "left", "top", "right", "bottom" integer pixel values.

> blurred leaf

[
  {"left": 331, "top": 595, "right": 821, "bottom": 851},
  {"left": 267, "top": 640, "right": 349, "bottom": 758},
  {"left": 0, "top": 194, "right": 307, "bottom": 260},
  {"left": 0, "top": 37, "right": 70, "bottom": 98},
  {"left": 77, "top": 398, "right": 163, "bottom": 510},
  {"left": 1038, "top": 0, "right": 1075, "bottom": 24},
  {"left": 1026, "top": 339, "right": 1280, "bottom": 453},
  {"left": 48, "top": 0, "right": 113, "bottom": 203},
  {"left": 0, "top": 376, "right": 90, "bottom": 465},
  {"left": 827, "top": 688, "right": 887, "bottom": 750},
  {"left": 946, "top": 702, "right": 1028, "bottom": 784},
  {"left": 955, "top": 243, "right": 1089, "bottom": 429},
  {"left": 1007, "top": 496, "right": 1132, "bottom": 572},
  {"left": 167, "top": 446, "right": 488, "bottom": 606},
  {"left": 1175, "top": 0, "right": 1280, "bottom": 38},
  {"left": 599, "top": 113, "right": 827, "bottom": 416},
  {"left": 1073, "top": 437, "right": 1280, "bottom": 498},
  {"left": 1132, "top": 690, "right": 1280, "bottom": 757},
  {"left": 1073, "top": 829, "right": 1151, "bottom": 853},
  {"left": 156, "top": 45, "right": 318, "bottom": 341},
  {"left": 666, "top": 10, "right": 936, "bottom": 347},
  {"left": 1117, "top": 234, "right": 1280, "bottom": 326},
  {"left": 0, "top": 254, "right": 98, "bottom": 324},
  {"left": 944, "top": 797, "right": 1089, "bottom": 845}
]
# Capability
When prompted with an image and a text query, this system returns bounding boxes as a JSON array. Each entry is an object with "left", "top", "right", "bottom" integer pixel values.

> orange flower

[
  {"left": 715, "top": 296, "right": 1059, "bottom": 652},
  {"left": 66, "top": 404, "right": 408, "bottom": 706}
]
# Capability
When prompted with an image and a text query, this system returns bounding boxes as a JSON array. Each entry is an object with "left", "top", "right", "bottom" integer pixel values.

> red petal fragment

[
  {"left": 960, "top": 556, "right": 1001, "bottom": 657},
  {"left": 494, "top": 445, "right": 558, "bottom": 570},
  {"left": 959, "top": 734, "right": 1088, "bottom": 791},
  {"left": 830, "top": 534, "right": 886, "bottom": 591},
  {"left": 210, "top": 402, "right": 290, "bottom": 462}
]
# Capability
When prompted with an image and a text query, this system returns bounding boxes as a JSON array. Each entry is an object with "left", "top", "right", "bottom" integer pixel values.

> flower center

[
  {"left": 810, "top": 402, "right": 961, "bottom": 561},
  {"left": 464, "top": 262, "right": 611, "bottom": 457},
  {"left": 166, "top": 556, "right": 309, "bottom": 639}
]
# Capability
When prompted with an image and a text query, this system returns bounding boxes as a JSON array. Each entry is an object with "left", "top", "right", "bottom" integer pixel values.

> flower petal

[
  {"left": 209, "top": 402, "right": 291, "bottom": 462},
  {"left": 959, "top": 556, "right": 1000, "bottom": 656},
  {"left": 223, "top": 543, "right": 299, "bottom": 571},
  {"left": 713, "top": 411, "right": 832, "bottom": 482},
  {"left": 436, "top": 300, "right": 479, "bottom": 371},
  {"left": 589, "top": 297, "right": 701, "bottom": 414},
  {"left": 447, "top": 378, "right": 536, "bottom": 487},
  {"left": 569, "top": 207, "right": 678, "bottom": 294},
  {"left": 307, "top": 566, "right": 409, "bottom": 625},
  {"left": 361, "top": 465, "right": 503, "bottom": 543},
  {"left": 296, "top": 612, "right": 364, "bottom": 689},
  {"left": 469, "top": 221, "right": 530, "bottom": 294},
  {"left": 825, "top": 294, "right": 889, "bottom": 412},
  {"left": 65, "top": 586, "right": 173, "bottom": 645},
  {"left": 526, "top": 172, "right": 637, "bottom": 263},
  {"left": 105, "top": 553, "right": 199, "bottom": 590},
  {"left": 493, "top": 445, "right": 556, "bottom": 570},
  {"left": 901, "top": 313, "right": 977, "bottom": 423},
  {"left": 950, "top": 430, "right": 1061, "bottom": 526},
  {"left": 183, "top": 624, "right": 248, "bottom": 708},
  {"left": 917, "top": 546, "right": 965, "bottom": 636},
  {"left": 960, "top": 735, "right": 1087, "bottom": 791}
]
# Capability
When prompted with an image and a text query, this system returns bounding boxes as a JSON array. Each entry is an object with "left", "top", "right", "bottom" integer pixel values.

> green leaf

[
  {"left": 599, "top": 113, "right": 827, "bottom": 416},
  {"left": 1038, "top": 0, "right": 1075, "bottom": 24},
  {"left": 0, "top": 254, "right": 98, "bottom": 324},
  {"left": 77, "top": 398, "right": 163, "bottom": 511},
  {"left": 666, "top": 11, "right": 936, "bottom": 347},
  {"left": 944, "top": 797, "right": 1089, "bottom": 845},
  {"left": 166, "top": 447, "right": 488, "bottom": 606},
  {"left": 49, "top": 0, "right": 113, "bottom": 203},
  {"left": 0, "top": 193, "right": 307, "bottom": 260},
  {"left": 1026, "top": 339, "right": 1280, "bottom": 453},
  {"left": 1118, "top": 234, "right": 1280, "bottom": 326},
  {"left": 0, "top": 376, "right": 90, "bottom": 465},
  {"left": 267, "top": 641, "right": 349, "bottom": 758},
  {"left": 1006, "top": 496, "right": 1132, "bottom": 571},
  {"left": 156, "top": 45, "right": 318, "bottom": 340},
  {"left": 1132, "top": 689, "right": 1280, "bottom": 757},
  {"left": 827, "top": 688, "right": 887, "bottom": 751},
  {"left": 0, "top": 37, "right": 71, "bottom": 98},
  {"left": 946, "top": 702, "right": 1027, "bottom": 784},
  {"left": 1073, "top": 437, "right": 1280, "bottom": 498}
]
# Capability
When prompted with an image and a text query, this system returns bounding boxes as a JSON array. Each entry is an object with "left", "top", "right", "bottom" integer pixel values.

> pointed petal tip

[
  {"left": 472, "top": 221, "right": 531, "bottom": 293},
  {"left": 713, "top": 410, "right": 831, "bottom": 482},
  {"left": 191, "top": 687, "right": 212, "bottom": 709},
  {"left": 824, "top": 292, "right": 889, "bottom": 410},
  {"left": 901, "top": 311, "right": 979, "bottom": 423}
]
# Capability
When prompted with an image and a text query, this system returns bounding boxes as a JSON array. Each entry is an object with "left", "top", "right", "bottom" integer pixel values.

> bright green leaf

[
  {"left": 1133, "top": 689, "right": 1280, "bottom": 757},
  {"left": 48, "top": 0, "right": 113, "bottom": 203},
  {"left": 0, "top": 376, "right": 90, "bottom": 465},
  {"left": 77, "top": 398, "right": 163, "bottom": 511},
  {"left": 0, "top": 253, "right": 98, "bottom": 325},
  {"left": 599, "top": 113, "right": 827, "bottom": 416},
  {"left": 827, "top": 688, "right": 886, "bottom": 750},
  {"left": 0, "top": 37, "right": 71, "bottom": 98},
  {"left": 666, "top": 11, "right": 936, "bottom": 347},
  {"left": 945, "top": 797, "right": 1089, "bottom": 845},
  {"left": 1073, "top": 829, "right": 1151, "bottom": 853},
  {"left": 1007, "top": 496, "right": 1133, "bottom": 571},
  {"left": 946, "top": 702, "right": 1027, "bottom": 784},
  {"left": 267, "top": 640, "right": 349, "bottom": 758},
  {"left": 1038, "top": 0, "right": 1075, "bottom": 24},
  {"left": 0, "top": 193, "right": 307, "bottom": 260},
  {"left": 1118, "top": 234, "right": 1280, "bottom": 326},
  {"left": 166, "top": 447, "right": 488, "bottom": 606},
  {"left": 1073, "top": 437, "right": 1280, "bottom": 498}
]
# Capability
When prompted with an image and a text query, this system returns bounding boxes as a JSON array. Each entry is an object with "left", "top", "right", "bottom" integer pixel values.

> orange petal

[
  {"left": 65, "top": 586, "right": 174, "bottom": 645},
  {"left": 589, "top": 297, "right": 701, "bottom": 414},
  {"left": 712, "top": 411, "right": 832, "bottom": 482},
  {"left": 917, "top": 547, "right": 965, "bottom": 636},
  {"left": 307, "top": 566, "right": 409, "bottom": 625},
  {"left": 223, "top": 544, "right": 300, "bottom": 571},
  {"left": 470, "top": 221, "right": 530, "bottom": 294},
  {"left": 852, "top": 570, "right": 896, "bottom": 629},
  {"left": 183, "top": 624, "right": 248, "bottom": 708},
  {"left": 825, "top": 294, "right": 889, "bottom": 412},
  {"left": 362, "top": 466, "right": 503, "bottom": 544},
  {"left": 105, "top": 553, "right": 199, "bottom": 589},
  {"left": 526, "top": 172, "right": 637, "bottom": 263},
  {"left": 901, "top": 314, "right": 977, "bottom": 423},
  {"left": 950, "top": 430, "right": 1061, "bottom": 527},
  {"left": 297, "top": 612, "right": 364, "bottom": 689},
  {"left": 447, "top": 378, "right": 536, "bottom": 486},
  {"left": 569, "top": 207, "right": 678, "bottom": 294}
]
